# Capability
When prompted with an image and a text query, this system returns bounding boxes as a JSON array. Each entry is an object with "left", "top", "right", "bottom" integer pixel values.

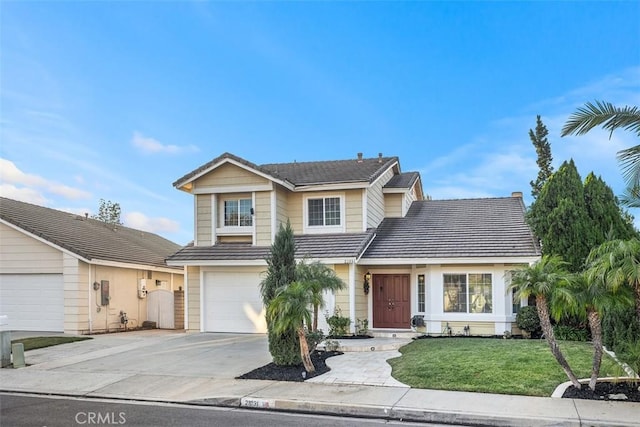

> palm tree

[
  {"left": 296, "top": 261, "right": 346, "bottom": 332},
  {"left": 585, "top": 238, "right": 640, "bottom": 324},
  {"left": 561, "top": 100, "right": 640, "bottom": 206},
  {"left": 508, "top": 255, "right": 581, "bottom": 388},
  {"left": 267, "top": 282, "right": 315, "bottom": 373},
  {"left": 555, "top": 272, "right": 632, "bottom": 390}
]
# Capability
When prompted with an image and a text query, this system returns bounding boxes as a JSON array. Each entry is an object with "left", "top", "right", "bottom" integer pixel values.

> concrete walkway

[{"left": 2, "top": 330, "right": 639, "bottom": 426}]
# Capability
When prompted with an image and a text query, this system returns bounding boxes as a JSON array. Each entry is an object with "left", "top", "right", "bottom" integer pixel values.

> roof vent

[
  {"left": 378, "top": 153, "right": 383, "bottom": 163},
  {"left": 511, "top": 191, "right": 523, "bottom": 198},
  {"left": 357, "top": 152, "right": 363, "bottom": 162}
]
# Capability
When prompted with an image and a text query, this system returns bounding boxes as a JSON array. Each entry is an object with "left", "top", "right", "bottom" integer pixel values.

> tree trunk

[
  {"left": 297, "top": 327, "right": 315, "bottom": 373},
  {"left": 634, "top": 283, "right": 640, "bottom": 325},
  {"left": 536, "top": 295, "right": 582, "bottom": 389},
  {"left": 587, "top": 308, "right": 603, "bottom": 391},
  {"left": 313, "top": 304, "right": 319, "bottom": 332}
]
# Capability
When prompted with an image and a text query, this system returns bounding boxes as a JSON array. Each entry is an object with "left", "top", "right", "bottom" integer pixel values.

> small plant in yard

[
  {"left": 355, "top": 318, "right": 369, "bottom": 336},
  {"left": 305, "top": 329, "right": 325, "bottom": 352},
  {"left": 516, "top": 306, "right": 541, "bottom": 338},
  {"left": 326, "top": 308, "right": 351, "bottom": 337}
]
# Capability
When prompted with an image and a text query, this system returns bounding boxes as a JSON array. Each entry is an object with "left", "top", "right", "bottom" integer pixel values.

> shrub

[
  {"left": 356, "top": 318, "right": 369, "bottom": 336},
  {"left": 553, "top": 324, "right": 588, "bottom": 341},
  {"left": 326, "top": 308, "right": 351, "bottom": 337},
  {"left": 616, "top": 339, "right": 640, "bottom": 380},
  {"left": 269, "top": 329, "right": 301, "bottom": 366},
  {"left": 602, "top": 306, "right": 640, "bottom": 351},
  {"left": 516, "top": 306, "right": 541, "bottom": 337},
  {"left": 305, "top": 329, "right": 325, "bottom": 352}
]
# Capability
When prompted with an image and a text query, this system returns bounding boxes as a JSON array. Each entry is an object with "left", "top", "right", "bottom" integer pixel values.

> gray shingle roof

[
  {"left": 0, "top": 197, "right": 182, "bottom": 269},
  {"left": 362, "top": 197, "right": 540, "bottom": 259},
  {"left": 173, "top": 152, "right": 399, "bottom": 188},
  {"left": 383, "top": 172, "right": 420, "bottom": 189},
  {"left": 167, "top": 232, "right": 375, "bottom": 262}
]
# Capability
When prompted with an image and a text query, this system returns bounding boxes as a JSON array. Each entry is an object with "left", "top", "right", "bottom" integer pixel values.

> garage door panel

[
  {"left": 0, "top": 274, "right": 64, "bottom": 331},
  {"left": 203, "top": 271, "right": 266, "bottom": 333}
]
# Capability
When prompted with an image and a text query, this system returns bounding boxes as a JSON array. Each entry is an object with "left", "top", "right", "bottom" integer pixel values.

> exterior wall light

[{"left": 363, "top": 271, "right": 372, "bottom": 295}]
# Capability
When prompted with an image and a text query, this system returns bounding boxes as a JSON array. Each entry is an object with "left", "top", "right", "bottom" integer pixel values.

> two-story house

[{"left": 167, "top": 152, "right": 540, "bottom": 336}]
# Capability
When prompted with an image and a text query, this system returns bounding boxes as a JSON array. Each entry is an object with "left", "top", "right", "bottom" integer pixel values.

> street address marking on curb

[{"left": 241, "top": 397, "right": 276, "bottom": 409}]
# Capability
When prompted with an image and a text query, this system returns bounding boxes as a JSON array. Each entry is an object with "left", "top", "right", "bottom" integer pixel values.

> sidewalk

[{"left": 1, "top": 331, "right": 638, "bottom": 426}]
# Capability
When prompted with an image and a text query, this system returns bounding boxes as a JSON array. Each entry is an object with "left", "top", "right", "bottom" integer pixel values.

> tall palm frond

[
  {"left": 561, "top": 101, "right": 640, "bottom": 138},
  {"left": 617, "top": 144, "right": 640, "bottom": 190}
]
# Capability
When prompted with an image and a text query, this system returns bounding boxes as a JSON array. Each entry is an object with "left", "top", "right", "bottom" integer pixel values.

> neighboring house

[
  {"left": 167, "top": 152, "right": 540, "bottom": 336},
  {"left": 0, "top": 197, "right": 184, "bottom": 334}
]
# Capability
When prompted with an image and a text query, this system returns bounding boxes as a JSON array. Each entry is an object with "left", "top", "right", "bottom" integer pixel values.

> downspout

[
  {"left": 183, "top": 266, "right": 189, "bottom": 331},
  {"left": 349, "top": 261, "right": 356, "bottom": 334},
  {"left": 88, "top": 264, "right": 93, "bottom": 333}
]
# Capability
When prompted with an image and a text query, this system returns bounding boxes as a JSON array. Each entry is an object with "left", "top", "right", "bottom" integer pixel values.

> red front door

[{"left": 373, "top": 274, "right": 411, "bottom": 328}]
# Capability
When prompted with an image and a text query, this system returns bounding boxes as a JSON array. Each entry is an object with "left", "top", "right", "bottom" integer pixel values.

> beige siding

[
  {"left": 354, "top": 266, "right": 368, "bottom": 323},
  {"left": 275, "top": 185, "right": 290, "bottom": 229},
  {"left": 194, "top": 162, "right": 269, "bottom": 188},
  {"left": 344, "top": 189, "right": 363, "bottom": 232},
  {"left": 0, "top": 223, "right": 63, "bottom": 273},
  {"left": 446, "top": 321, "right": 495, "bottom": 336},
  {"left": 332, "top": 264, "right": 350, "bottom": 318},
  {"left": 255, "top": 191, "right": 272, "bottom": 245},
  {"left": 187, "top": 266, "right": 200, "bottom": 331},
  {"left": 367, "top": 168, "right": 395, "bottom": 228},
  {"left": 384, "top": 193, "right": 403, "bottom": 217},
  {"left": 196, "top": 194, "right": 212, "bottom": 246},
  {"left": 63, "top": 255, "right": 89, "bottom": 334},
  {"left": 218, "top": 235, "right": 252, "bottom": 243},
  {"left": 287, "top": 192, "right": 304, "bottom": 234}
]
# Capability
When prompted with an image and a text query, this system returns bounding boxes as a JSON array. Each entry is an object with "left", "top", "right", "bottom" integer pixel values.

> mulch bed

[
  {"left": 236, "top": 350, "right": 343, "bottom": 382},
  {"left": 563, "top": 381, "right": 640, "bottom": 402}
]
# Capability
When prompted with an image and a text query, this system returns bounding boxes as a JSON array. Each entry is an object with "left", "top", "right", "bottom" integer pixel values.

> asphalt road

[{"left": 0, "top": 393, "right": 459, "bottom": 427}]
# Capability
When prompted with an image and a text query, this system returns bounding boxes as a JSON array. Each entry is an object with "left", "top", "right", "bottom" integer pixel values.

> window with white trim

[
  {"left": 418, "top": 274, "right": 425, "bottom": 312},
  {"left": 306, "top": 196, "right": 342, "bottom": 229},
  {"left": 443, "top": 273, "right": 492, "bottom": 313},
  {"left": 223, "top": 198, "right": 252, "bottom": 227}
]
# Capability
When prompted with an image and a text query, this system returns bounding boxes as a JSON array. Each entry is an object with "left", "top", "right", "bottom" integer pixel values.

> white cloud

[
  {"left": 421, "top": 68, "right": 638, "bottom": 207},
  {"left": 123, "top": 211, "right": 180, "bottom": 234},
  {"left": 0, "top": 158, "right": 92, "bottom": 200},
  {"left": 0, "top": 183, "right": 49, "bottom": 205},
  {"left": 131, "top": 131, "right": 198, "bottom": 154}
]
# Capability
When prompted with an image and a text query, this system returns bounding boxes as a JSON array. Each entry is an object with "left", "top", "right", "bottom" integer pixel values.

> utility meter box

[{"left": 138, "top": 279, "right": 148, "bottom": 298}]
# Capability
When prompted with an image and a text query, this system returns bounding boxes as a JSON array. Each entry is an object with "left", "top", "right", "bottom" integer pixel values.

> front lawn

[
  {"left": 12, "top": 336, "right": 92, "bottom": 351},
  {"left": 388, "top": 338, "right": 619, "bottom": 396}
]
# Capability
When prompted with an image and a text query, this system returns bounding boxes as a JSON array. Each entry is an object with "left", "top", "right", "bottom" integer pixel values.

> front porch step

[
  {"left": 317, "top": 336, "right": 414, "bottom": 352},
  {"left": 369, "top": 329, "right": 422, "bottom": 339}
]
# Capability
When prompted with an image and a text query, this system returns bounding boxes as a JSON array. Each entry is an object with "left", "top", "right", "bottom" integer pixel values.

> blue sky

[{"left": 1, "top": 1, "right": 639, "bottom": 245}]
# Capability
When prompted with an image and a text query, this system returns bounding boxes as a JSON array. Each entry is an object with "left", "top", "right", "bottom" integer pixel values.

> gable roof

[
  {"left": 173, "top": 152, "right": 399, "bottom": 189},
  {"left": 383, "top": 172, "right": 420, "bottom": 190},
  {"left": 362, "top": 196, "right": 540, "bottom": 259},
  {"left": 0, "top": 197, "right": 182, "bottom": 269},
  {"left": 166, "top": 232, "right": 375, "bottom": 264}
]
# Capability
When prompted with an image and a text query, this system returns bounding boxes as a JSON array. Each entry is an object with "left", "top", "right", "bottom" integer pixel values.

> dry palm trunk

[
  {"left": 536, "top": 295, "right": 582, "bottom": 389},
  {"left": 587, "top": 309, "right": 603, "bottom": 390},
  {"left": 297, "top": 327, "right": 315, "bottom": 373}
]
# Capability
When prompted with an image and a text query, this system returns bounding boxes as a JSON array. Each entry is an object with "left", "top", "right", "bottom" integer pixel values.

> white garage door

[
  {"left": 0, "top": 274, "right": 64, "bottom": 331},
  {"left": 203, "top": 270, "right": 266, "bottom": 333}
]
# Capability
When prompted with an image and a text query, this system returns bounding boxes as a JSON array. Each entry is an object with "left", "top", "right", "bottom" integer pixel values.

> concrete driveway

[{"left": 22, "top": 330, "right": 272, "bottom": 378}]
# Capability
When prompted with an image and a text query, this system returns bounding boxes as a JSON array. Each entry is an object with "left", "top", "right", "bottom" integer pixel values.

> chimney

[
  {"left": 511, "top": 191, "right": 523, "bottom": 198},
  {"left": 357, "top": 152, "right": 363, "bottom": 163},
  {"left": 378, "top": 153, "right": 383, "bottom": 163}
]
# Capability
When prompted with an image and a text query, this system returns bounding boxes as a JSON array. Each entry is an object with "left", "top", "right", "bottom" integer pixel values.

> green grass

[
  {"left": 388, "top": 338, "right": 619, "bottom": 396},
  {"left": 11, "top": 336, "right": 92, "bottom": 351}
]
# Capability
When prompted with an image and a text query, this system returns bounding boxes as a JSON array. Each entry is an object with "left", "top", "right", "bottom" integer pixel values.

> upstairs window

[
  {"left": 307, "top": 197, "right": 341, "bottom": 227},
  {"left": 224, "top": 199, "right": 252, "bottom": 227}
]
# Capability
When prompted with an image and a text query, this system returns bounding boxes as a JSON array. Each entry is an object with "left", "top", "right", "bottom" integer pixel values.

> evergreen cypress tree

[
  {"left": 260, "top": 220, "right": 301, "bottom": 365},
  {"left": 528, "top": 160, "right": 592, "bottom": 272},
  {"left": 529, "top": 115, "right": 554, "bottom": 199},
  {"left": 583, "top": 173, "right": 637, "bottom": 243}
]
